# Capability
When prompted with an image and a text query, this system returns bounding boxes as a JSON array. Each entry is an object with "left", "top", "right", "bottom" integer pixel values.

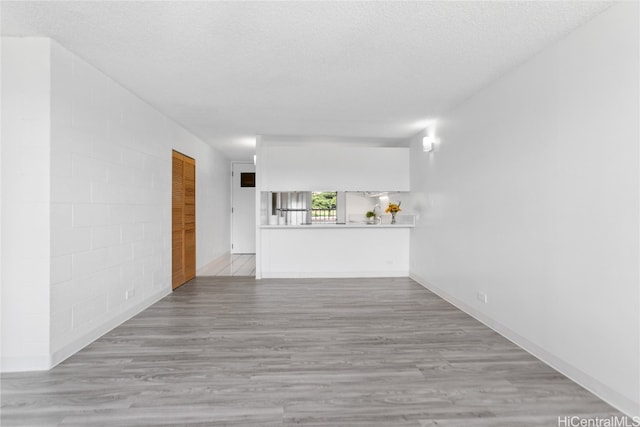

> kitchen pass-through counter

[
  {"left": 258, "top": 224, "right": 411, "bottom": 278},
  {"left": 260, "top": 223, "right": 414, "bottom": 229}
]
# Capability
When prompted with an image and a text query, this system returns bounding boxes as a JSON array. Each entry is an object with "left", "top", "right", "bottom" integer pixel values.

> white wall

[
  {"left": 194, "top": 143, "right": 231, "bottom": 267},
  {"left": 1, "top": 37, "right": 231, "bottom": 371},
  {"left": 409, "top": 3, "right": 639, "bottom": 416},
  {"left": 1, "top": 38, "right": 52, "bottom": 371}
]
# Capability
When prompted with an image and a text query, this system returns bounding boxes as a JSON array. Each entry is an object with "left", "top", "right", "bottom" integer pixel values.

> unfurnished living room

[{"left": 1, "top": 1, "right": 638, "bottom": 426}]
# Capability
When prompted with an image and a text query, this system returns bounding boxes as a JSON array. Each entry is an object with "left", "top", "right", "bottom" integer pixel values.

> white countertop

[{"left": 261, "top": 223, "right": 414, "bottom": 229}]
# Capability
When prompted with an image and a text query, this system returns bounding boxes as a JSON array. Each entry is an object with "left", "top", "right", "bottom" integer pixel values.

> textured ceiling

[{"left": 2, "top": 1, "right": 612, "bottom": 160}]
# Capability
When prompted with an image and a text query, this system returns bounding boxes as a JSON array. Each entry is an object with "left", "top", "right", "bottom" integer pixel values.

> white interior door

[{"left": 231, "top": 162, "right": 256, "bottom": 253}]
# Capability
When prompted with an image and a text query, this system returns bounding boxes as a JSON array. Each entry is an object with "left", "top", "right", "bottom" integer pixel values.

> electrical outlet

[
  {"left": 125, "top": 289, "right": 136, "bottom": 300},
  {"left": 477, "top": 291, "right": 488, "bottom": 304}
]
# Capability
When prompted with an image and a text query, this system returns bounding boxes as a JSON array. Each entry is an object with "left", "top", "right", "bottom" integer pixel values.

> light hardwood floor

[
  {"left": 1, "top": 277, "right": 622, "bottom": 426},
  {"left": 197, "top": 254, "right": 256, "bottom": 276}
]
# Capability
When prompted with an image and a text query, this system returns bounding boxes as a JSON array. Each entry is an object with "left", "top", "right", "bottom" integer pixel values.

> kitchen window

[{"left": 311, "top": 192, "right": 337, "bottom": 223}]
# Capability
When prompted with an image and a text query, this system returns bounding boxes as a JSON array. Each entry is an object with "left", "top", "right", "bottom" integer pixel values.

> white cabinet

[{"left": 259, "top": 146, "right": 410, "bottom": 191}]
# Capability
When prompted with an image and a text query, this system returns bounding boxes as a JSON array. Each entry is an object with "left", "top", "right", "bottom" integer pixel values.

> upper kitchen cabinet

[{"left": 258, "top": 144, "right": 410, "bottom": 192}]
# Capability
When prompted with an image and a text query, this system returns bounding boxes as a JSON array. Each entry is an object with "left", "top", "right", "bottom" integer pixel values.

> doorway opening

[{"left": 231, "top": 162, "right": 256, "bottom": 255}]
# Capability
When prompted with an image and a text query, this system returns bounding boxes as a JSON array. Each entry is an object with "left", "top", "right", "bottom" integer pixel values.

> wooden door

[{"left": 172, "top": 151, "right": 196, "bottom": 289}]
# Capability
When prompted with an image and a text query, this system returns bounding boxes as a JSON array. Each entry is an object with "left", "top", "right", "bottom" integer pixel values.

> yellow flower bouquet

[
  {"left": 385, "top": 201, "right": 401, "bottom": 223},
  {"left": 385, "top": 202, "right": 401, "bottom": 214}
]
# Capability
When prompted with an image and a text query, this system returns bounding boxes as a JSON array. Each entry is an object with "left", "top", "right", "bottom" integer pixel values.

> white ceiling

[{"left": 1, "top": 1, "right": 612, "bottom": 160}]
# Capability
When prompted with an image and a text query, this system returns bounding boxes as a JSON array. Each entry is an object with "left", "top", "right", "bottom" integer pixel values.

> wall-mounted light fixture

[
  {"left": 423, "top": 136, "right": 435, "bottom": 152},
  {"left": 253, "top": 154, "right": 257, "bottom": 165}
]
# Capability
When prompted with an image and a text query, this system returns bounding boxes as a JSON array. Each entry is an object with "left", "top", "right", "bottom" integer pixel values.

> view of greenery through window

[{"left": 311, "top": 192, "right": 337, "bottom": 222}]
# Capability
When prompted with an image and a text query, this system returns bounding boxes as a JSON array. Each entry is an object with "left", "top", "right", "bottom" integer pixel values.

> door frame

[{"left": 230, "top": 161, "right": 256, "bottom": 254}]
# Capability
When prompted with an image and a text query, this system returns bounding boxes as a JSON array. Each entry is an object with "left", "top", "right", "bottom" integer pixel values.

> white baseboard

[
  {"left": 410, "top": 272, "right": 639, "bottom": 418},
  {"left": 49, "top": 288, "right": 171, "bottom": 369},
  {"left": 260, "top": 270, "right": 409, "bottom": 279}
]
